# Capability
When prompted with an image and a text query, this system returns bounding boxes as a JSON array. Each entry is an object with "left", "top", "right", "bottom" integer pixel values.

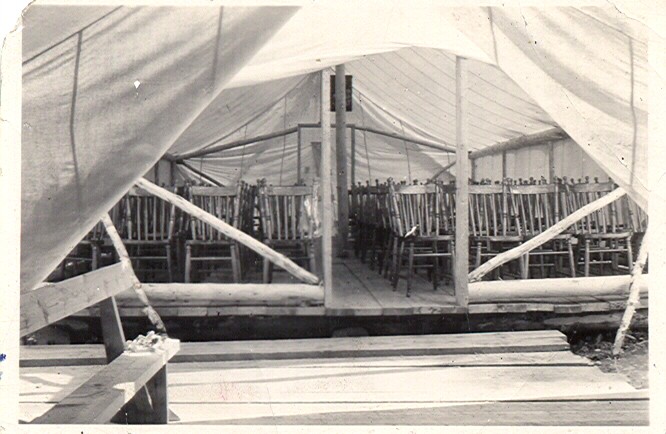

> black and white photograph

[{"left": 0, "top": 0, "right": 664, "bottom": 430}]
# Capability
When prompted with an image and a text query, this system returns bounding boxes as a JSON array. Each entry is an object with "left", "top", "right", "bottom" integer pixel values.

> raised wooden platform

[
  {"left": 68, "top": 256, "right": 646, "bottom": 318},
  {"left": 20, "top": 331, "right": 648, "bottom": 426}
]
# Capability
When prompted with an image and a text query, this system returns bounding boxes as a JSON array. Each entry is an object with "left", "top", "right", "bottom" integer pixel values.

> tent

[{"left": 21, "top": 3, "right": 652, "bottom": 292}]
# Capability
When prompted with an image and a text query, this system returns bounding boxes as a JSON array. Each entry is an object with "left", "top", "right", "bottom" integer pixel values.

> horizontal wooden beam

[
  {"left": 469, "top": 127, "right": 567, "bottom": 160},
  {"left": 468, "top": 187, "right": 627, "bottom": 283},
  {"left": 469, "top": 275, "right": 648, "bottom": 303},
  {"left": 353, "top": 125, "right": 456, "bottom": 153},
  {"left": 135, "top": 178, "right": 320, "bottom": 285},
  {"left": 33, "top": 338, "right": 179, "bottom": 424},
  {"left": 113, "top": 283, "right": 324, "bottom": 307},
  {"left": 21, "top": 262, "right": 135, "bottom": 337},
  {"left": 177, "top": 126, "right": 298, "bottom": 160}
]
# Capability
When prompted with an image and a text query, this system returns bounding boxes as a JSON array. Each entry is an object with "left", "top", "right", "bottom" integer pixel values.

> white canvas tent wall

[{"left": 21, "top": 3, "right": 652, "bottom": 292}]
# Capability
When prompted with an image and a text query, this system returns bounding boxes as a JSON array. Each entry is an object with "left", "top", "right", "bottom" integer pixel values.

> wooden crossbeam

[
  {"left": 469, "top": 127, "right": 566, "bottom": 160},
  {"left": 33, "top": 338, "right": 179, "bottom": 424},
  {"left": 468, "top": 187, "right": 627, "bottom": 283},
  {"left": 135, "top": 178, "right": 320, "bottom": 285},
  {"left": 353, "top": 125, "right": 456, "bottom": 153},
  {"left": 21, "top": 262, "right": 135, "bottom": 337}
]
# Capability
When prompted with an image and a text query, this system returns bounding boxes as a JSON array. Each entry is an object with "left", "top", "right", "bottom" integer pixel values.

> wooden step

[{"left": 22, "top": 330, "right": 569, "bottom": 367}]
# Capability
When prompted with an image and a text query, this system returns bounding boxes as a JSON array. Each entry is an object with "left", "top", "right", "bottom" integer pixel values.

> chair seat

[
  {"left": 579, "top": 232, "right": 632, "bottom": 239},
  {"left": 186, "top": 239, "right": 235, "bottom": 246}
]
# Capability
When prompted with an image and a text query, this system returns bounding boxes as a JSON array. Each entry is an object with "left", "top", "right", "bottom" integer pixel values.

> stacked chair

[{"left": 257, "top": 179, "right": 319, "bottom": 283}]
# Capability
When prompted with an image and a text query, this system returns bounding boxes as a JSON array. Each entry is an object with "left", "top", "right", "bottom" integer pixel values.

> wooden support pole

[
  {"left": 297, "top": 125, "right": 302, "bottom": 183},
  {"left": 351, "top": 126, "right": 356, "bottom": 186},
  {"left": 470, "top": 153, "right": 477, "bottom": 182},
  {"left": 99, "top": 296, "right": 126, "bottom": 361},
  {"left": 468, "top": 187, "right": 628, "bottom": 282},
  {"left": 101, "top": 214, "right": 168, "bottom": 334},
  {"left": 501, "top": 150, "right": 508, "bottom": 179},
  {"left": 320, "top": 70, "right": 334, "bottom": 304},
  {"left": 177, "top": 127, "right": 299, "bottom": 160},
  {"left": 613, "top": 225, "right": 650, "bottom": 355},
  {"left": 454, "top": 56, "right": 470, "bottom": 307},
  {"left": 548, "top": 141, "right": 555, "bottom": 183},
  {"left": 170, "top": 160, "right": 177, "bottom": 185},
  {"left": 135, "top": 178, "right": 320, "bottom": 285},
  {"left": 335, "top": 65, "right": 348, "bottom": 256},
  {"left": 468, "top": 127, "right": 567, "bottom": 159},
  {"left": 177, "top": 161, "right": 223, "bottom": 186},
  {"left": 352, "top": 125, "right": 456, "bottom": 153}
]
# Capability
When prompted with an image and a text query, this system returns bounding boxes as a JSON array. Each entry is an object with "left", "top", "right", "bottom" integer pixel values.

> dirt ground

[{"left": 570, "top": 330, "right": 648, "bottom": 390}]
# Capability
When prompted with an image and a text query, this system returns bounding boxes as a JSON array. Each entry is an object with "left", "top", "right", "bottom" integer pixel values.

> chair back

[
  {"left": 468, "top": 183, "right": 508, "bottom": 237},
  {"left": 123, "top": 186, "right": 176, "bottom": 241},
  {"left": 257, "top": 181, "right": 318, "bottom": 241},
  {"left": 507, "top": 183, "right": 559, "bottom": 237},
  {"left": 186, "top": 184, "right": 241, "bottom": 241},
  {"left": 388, "top": 182, "right": 441, "bottom": 237},
  {"left": 566, "top": 181, "right": 623, "bottom": 234}
]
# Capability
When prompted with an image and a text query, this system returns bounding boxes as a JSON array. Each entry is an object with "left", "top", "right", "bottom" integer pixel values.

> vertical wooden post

[
  {"left": 470, "top": 153, "right": 476, "bottom": 182},
  {"left": 350, "top": 126, "right": 356, "bottom": 187},
  {"left": 153, "top": 163, "right": 160, "bottom": 185},
  {"left": 501, "top": 150, "right": 507, "bottom": 179},
  {"left": 170, "top": 160, "right": 177, "bottom": 186},
  {"left": 548, "top": 141, "right": 555, "bottom": 183},
  {"left": 335, "top": 65, "right": 348, "bottom": 256},
  {"left": 297, "top": 125, "right": 302, "bottom": 183},
  {"left": 98, "top": 297, "right": 126, "bottom": 361},
  {"left": 320, "top": 71, "right": 334, "bottom": 305},
  {"left": 454, "top": 56, "right": 470, "bottom": 307}
]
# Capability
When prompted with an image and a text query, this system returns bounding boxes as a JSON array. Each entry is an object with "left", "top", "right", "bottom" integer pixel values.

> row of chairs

[
  {"left": 350, "top": 177, "right": 647, "bottom": 296},
  {"left": 56, "top": 180, "right": 319, "bottom": 284}
]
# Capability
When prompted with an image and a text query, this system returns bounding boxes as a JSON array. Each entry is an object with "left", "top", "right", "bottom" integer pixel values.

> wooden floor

[{"left": 20, "top": 331, "right": 648, "bottom": 426}]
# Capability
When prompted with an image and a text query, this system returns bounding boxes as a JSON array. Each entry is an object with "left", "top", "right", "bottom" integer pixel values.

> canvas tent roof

[{"left": 20, "top": 3, "right": 652, "bottom": 291}]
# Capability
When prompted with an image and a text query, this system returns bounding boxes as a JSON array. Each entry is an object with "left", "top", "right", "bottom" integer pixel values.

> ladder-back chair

[
  {"left": 388, "top": 181, "right": 454, "bottom": 296},
  {"left": 468, "top": 182, "right": 526, "bottom": 279},
  {"left": 184, "top": 184, "right": 244, "bottom": 283},
  {"left": 121, "top": 186, "right": 177, "bottom": 282},
  {"left": 565, "top": 180, "right": 633, "bottom": 276},
  {"left": 257, "top": 181, "right": 319, "bottom": 283},
  {"left": 508, "top": 182, "right": 576, "bottom": 278}
]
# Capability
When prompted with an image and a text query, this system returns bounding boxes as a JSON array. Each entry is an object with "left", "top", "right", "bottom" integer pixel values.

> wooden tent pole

[
  {"left": 320, "top": 70, "right": 334, "bottom": 304},
  {"left": 430, "top": 160, "right": 456, "bottom": 182},
  {"left": 351, "top": 126, "right": 356, "bottom": 186},
  {"left": 100, "top": 214, "right": 167, "bottom": 334},
  {"left": 135, "top": 178, "right": 320, "bottom": 285},
  {"left": 297, "top": 125, "right": 302, "bottom": 183},
  {"left": 548, "top": 141, "right": 555, "bottom": 183},
  {"left": 468, "top": 187, "right": 627, "bottom": 282},
  {"left": 335, "top": 65, "right": 348, "bottom": 256},
  {"left": 177, "top": 161, "right": 223, "bottom": 186},
  {"left": 454, "top": 56, "right": 470, "bottom": 307},
  {"left": 501, "top": 150, "right": 507, "bottom": 179},
  {"left": 612, "top": 226, "right": 650, "bottom": 355}
]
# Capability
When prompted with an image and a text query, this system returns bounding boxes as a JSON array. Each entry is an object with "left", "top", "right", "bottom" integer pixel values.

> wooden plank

[
  {"left": 350, "top": 126, "right": 356, "bottom": 186},
  {"left": 135, "top": 178, "right": 320, "bottom": 285},
  {"left": 33, "top": 339, "right": 179, "bottom": 424},
  {"left": 454, "top": 56, "right": 470, "bottom": 307},
  {"left": 296, "top": 125, "right": 302, "bottom": 182},
  {"left": 335, "top": 65, "right": 349, "bottom": 255},
  {"left": 98, "top": 296, "right": 126, "bottom": 361},
  {"left": 469, "top": 274, "right": 648, "bottom": 303},
  {"left": 468, "top": 187, "right": 628, "bottom": 282},
  {"left": 321, "top": 70, "right": 334, "bottom": 305},
  {"left": 21, "top": 262, "right": 135, "bottom": 337},
  {"left": 327, "top": 262, "right": 381, "bottom": 310},
  {"left": 112, "top": 283, "right": 323, "bottom": 307},
  {"left": 469, "top": 127, "right": 567, "bottom": 160}
]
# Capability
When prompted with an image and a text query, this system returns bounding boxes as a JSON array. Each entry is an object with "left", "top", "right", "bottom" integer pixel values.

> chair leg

[
  {"left": 568, "top": 240, "right": 576, "bottom": 278},
  {"left": 392, "top": 239, "right": 405, "bottom": 290},
  {"left": 520, "top": 254, "right": 529, "bottom": 279},
  {"left": 230, "top": 244, "right": 241, "bottom": 283},
  {"left": 584, "top": 239, "right": 591, "bottom": 277},
  {"left": 406, "top": 241, "right": 415, "bottom": 297},
  {"left": 263, "top": 257, "right": 271, "bottom": 284},
  {"left": 184, "top": 245, "right": 192, "bottom": 283},
  {"left": 432, "top": 241, "right": 439, "bottom": 291},
  {"left": 166, "top": 245, "right": 173, "bottom": 283}
]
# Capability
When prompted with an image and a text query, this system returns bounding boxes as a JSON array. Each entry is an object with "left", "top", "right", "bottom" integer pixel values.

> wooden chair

[
  {"left": 183, "top": 184, "right": 244, "bottom": 283},
  {"left": 257, "top": 180, "right": 318, "bottom": 283},
  {"left": 508, "top": 182, "right": 576, "bottom": 278},
  {"left": 121, "top": 186, "right": 177, "bottom": 282},
  {"left": 468, "top": 182, "right": 526, "bottom": 279},
  {"left": 565, "top": 179, "right": 633, "bottom": 276},
  {"left": 388, "top": 181, "right": 455, "bottom": 296}
]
